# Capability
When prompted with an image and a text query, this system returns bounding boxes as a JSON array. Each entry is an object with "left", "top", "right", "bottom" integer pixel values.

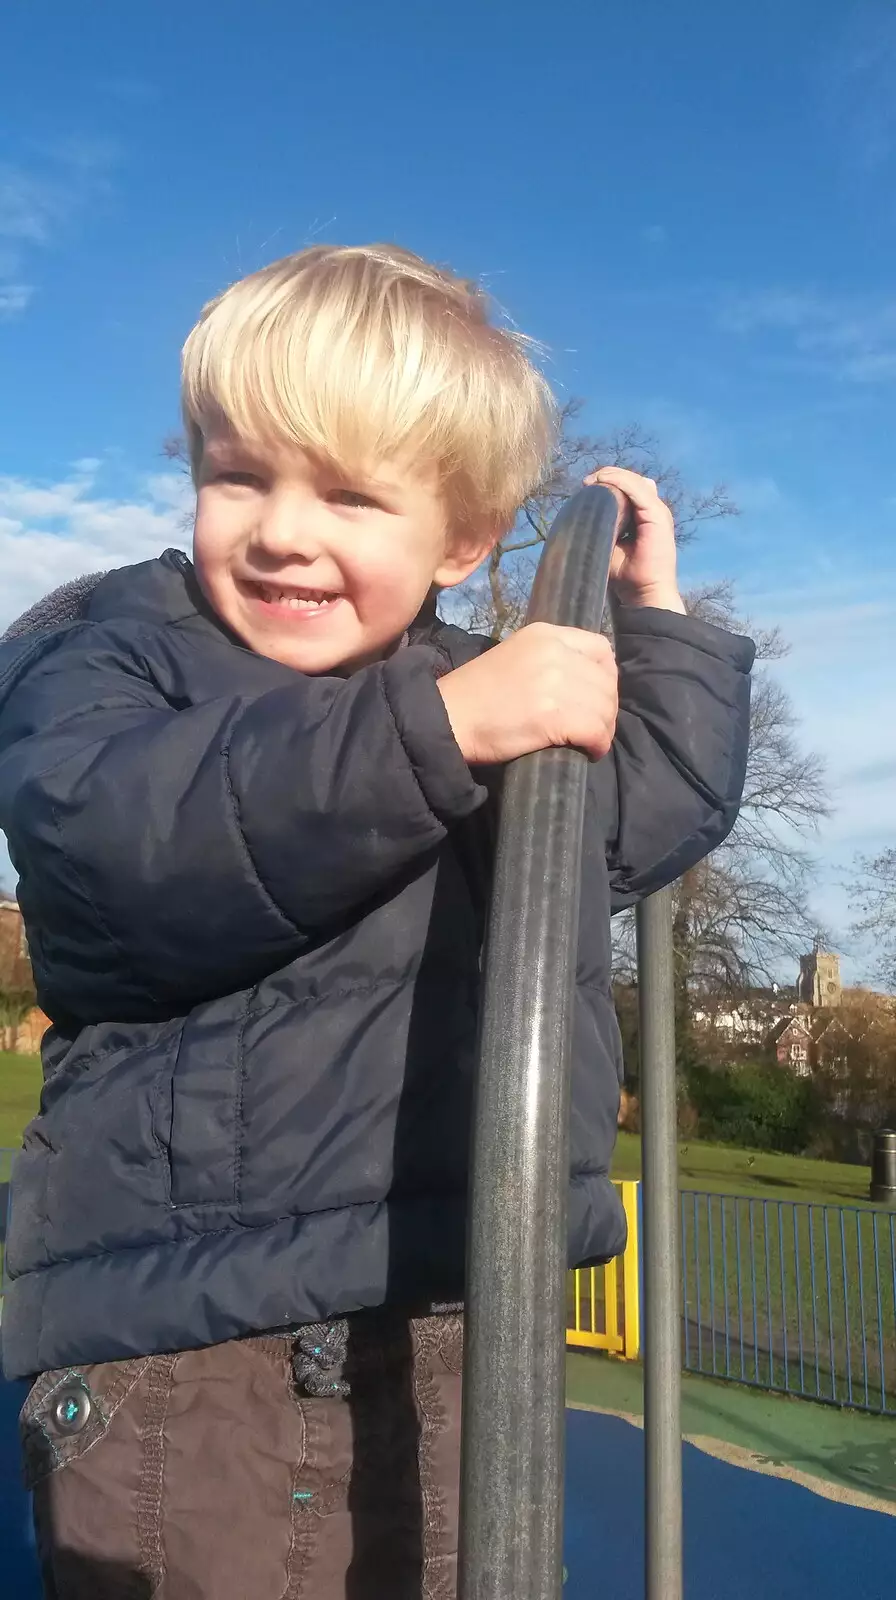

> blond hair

[{"left": 181, "top": 244, "right": 557, "bottom": 524}]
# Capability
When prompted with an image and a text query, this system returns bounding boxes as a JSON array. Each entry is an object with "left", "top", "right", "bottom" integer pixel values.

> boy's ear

[{"left": 434, "top": 518, "right": 507, "bottom": 590}]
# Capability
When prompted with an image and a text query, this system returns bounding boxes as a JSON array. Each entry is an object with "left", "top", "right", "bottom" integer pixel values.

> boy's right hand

[{"left": 437, "top": 623, "right": 619, "bottom": 766}]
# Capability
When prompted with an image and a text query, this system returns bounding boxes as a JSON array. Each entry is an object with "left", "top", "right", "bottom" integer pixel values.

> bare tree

[
  {"left": 618, "top": 587, "right": 830, "bottom": 1049},
  {"left": 161, "top": 435, "right": 196, "bottom": 535},
  {"left": 447, "top": 406, "right": 830, "bottom": 1044},
  {"left": 813, "top": 988, "right": 896, "bottom": 1138},
  {"left": 681, "top": 595, "right": 829, "bottom": 978},
  {"left": 0, "top": 894, "right": 36, "bottom": 1051},
  {"left": 850, "top": 848, "right": 896, "bottom": 992},
  {"left": 454, "top": 405, "right": 738, "bottom": 640},
  {"left": 0, "top": 988, "right": 35, "bottom": 1053}
]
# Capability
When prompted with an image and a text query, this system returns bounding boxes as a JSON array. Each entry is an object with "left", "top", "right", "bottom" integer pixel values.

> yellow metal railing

[{"left": 566, "top": 1179, "right": 640, "bottom": 1359}]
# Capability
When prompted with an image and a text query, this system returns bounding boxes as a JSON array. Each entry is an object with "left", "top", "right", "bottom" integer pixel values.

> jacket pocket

[
  {"left": 153, "top": 991, "right": 251, "bottom": 1208},
  {"left": 20, "top": 1358, "right": 149, "bottom": 1489}
]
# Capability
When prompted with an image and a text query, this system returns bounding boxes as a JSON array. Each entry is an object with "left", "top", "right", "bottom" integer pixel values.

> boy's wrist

[{"left": 615, "top": 584, "right": 687, "bottom": 615}]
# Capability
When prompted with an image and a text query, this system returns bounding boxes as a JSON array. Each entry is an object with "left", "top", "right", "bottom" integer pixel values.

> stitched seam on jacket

[
  {"left": 136, "top": 1353, "right": 176, "bottom": 1594},
  {"left": 37, "top": 976, "right": 408, "bottom": 1098},
  {"left": 148, "top": 1027, "right": 185, "bottom": 1208},
  {"left": 16, "top": 1167, "right": 613, "bottom": 1278},
  {"left": 48, "top": 800, "right": 162, "bottom": 1008},
  {"left": 0, "top": 627, "right": 85, "bottom": 697},
  {"left": 220, "top": 734, "right": 303, "bottom": 933},
  {"left": 231, "top": 988, "right": 254, "bottom": 1206},
  {"left": 377, "top": 665, "right": 440, "bottom": 822}
]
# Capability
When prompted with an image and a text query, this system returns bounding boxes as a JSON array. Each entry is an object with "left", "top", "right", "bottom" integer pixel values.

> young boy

[{"left": 0, "top": 244, "right": 754, "bottom": 1600}]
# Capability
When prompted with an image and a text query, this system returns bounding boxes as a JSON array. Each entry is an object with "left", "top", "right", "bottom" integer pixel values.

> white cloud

[
  {"left": 0, "top": 143, "right": 117, "bottom": 319},
  {"left": 0, "top": 472, "right": 92, "bottom": 520},
  {"left": 0, "top": 463, "right": 192, "bottom": 631},
  {"left": 141, "top": 471, "right": 194, "bottom": 510},
  {"left": 734, "top": 570, "right": 896, "bottom": 972},
  {"left": 817, "top": 8, "right": 896, "bottom": 172},
  {"left": 728, "top": 475, "right": 783, "bottom": 514},
  {"left": 680, "top": 514, "right": 896, "bottom": 980},
  {"left": 0, "top": 166, "right": 59, "bottom": 244},
  {"left": 718, "top": 286, "right": 896, "bottom": 383},
  {"left": 0, "top": 283, "right": 33, "bottom": 318}
]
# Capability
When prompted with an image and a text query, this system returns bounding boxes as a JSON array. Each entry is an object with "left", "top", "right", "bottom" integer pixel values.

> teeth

[{"left": 259, "top": 586, "right": 337, "bottom": 608}]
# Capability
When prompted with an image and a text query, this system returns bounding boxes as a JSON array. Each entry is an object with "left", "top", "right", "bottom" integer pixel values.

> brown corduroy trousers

[{"left": 22, "top": 1309, "right": 464, "bottom": 1600}]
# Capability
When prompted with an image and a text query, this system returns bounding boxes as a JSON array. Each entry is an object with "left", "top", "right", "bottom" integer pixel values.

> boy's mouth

[{"left": 245, "top": 581, "right": 343, "bottom": 615}]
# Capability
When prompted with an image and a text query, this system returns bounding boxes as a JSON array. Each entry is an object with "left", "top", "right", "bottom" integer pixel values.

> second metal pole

[{"left": 636, "top": 886, "right": 683, "bottom": 1600}]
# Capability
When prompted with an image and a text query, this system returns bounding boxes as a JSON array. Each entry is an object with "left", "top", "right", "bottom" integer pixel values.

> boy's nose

[{"left": 252, "top": 492, "right": 325, "bottom": 561}]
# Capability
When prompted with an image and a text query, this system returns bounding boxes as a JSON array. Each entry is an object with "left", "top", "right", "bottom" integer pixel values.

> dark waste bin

[{"left": 870, "top": 1128, "right": 896, "bottom": 1206}]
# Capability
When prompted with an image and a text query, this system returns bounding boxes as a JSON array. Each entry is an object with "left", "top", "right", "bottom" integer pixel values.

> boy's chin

[{"left": 248, "top": 627, "right": 399, "bottom": 677}]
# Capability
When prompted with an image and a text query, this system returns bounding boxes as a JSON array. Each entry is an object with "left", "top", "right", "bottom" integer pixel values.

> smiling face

[
  {"left": 192, "top": 427, "right": 494, "bottom": 674},
  {"left": 182, "top": 246, "right": 559, "bottom": 669}
]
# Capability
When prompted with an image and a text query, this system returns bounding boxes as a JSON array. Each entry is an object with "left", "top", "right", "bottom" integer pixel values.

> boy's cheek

[{"left": 193, "top": 520, "right": 237, "bottom": 579}]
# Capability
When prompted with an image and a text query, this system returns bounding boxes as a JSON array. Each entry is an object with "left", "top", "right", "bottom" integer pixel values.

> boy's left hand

[{"left": 584, "top": 466, "right": 686, "bottom": 614}]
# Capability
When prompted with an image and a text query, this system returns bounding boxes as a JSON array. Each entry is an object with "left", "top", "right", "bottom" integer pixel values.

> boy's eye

[
  {"left": 217, "top": 470, "right": 264, "bottom": 489},
  {"left": 330, "top": 488, "right": 380, "bottom": 509}
]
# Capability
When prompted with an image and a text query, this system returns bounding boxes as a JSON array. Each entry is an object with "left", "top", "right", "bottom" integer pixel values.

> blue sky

[{"left": 1, "top": 0, "right": 894, "bottom": 977}]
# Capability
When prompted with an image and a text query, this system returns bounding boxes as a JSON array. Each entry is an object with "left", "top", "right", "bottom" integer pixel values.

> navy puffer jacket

[{"left": 0, "top": 551, "right": 754, "bottom": 1378}]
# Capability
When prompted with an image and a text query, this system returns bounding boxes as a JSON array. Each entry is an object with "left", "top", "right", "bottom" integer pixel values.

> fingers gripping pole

[{"left": 458, "top": 485, "right": 627, "bottom": 1600}]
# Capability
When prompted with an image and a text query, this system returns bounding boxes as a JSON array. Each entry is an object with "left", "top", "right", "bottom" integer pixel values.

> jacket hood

[
  {"left": 0, "top": 550, "right": 197, "bottom": 715},
  {"left": 0, "top": 549, "right": 446, "bottom": 713},
  {"left": 2, "top": 570, "right": 108, "bottom": 642},
  {"left": 3, "top": 552, "right": 445, "bottom": 646}
]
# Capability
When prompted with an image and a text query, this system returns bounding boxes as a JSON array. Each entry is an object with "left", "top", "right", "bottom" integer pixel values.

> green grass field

[
  {"left": 0, "top": 1053, "right": 875, "bottom": 1204},
  {"left": 0, "top": 1053, "right": 43, "bottom": 1284},
  {"left": 0, "top": 1052, "right": 42, "bottom": 1152},
  {"left": 608, "top": 1135, "right": 893, "bottom": 1409},
  {"left": 611, "top": 1130, "right": 873, "bottom": 1208}
]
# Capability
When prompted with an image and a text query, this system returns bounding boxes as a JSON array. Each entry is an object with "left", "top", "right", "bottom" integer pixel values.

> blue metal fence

[
  {"left": 680, "top": 1189, "right": 896, "bottom": 1416},
  {"left": 2, "top": 1155, "right": 895, "bottom": 1417}
]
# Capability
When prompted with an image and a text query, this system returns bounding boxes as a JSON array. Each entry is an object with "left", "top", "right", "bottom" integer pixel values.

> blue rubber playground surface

[
  {"left": 563, "top": 1408, "right": 896, "bottom": 1599},
  {"left": 2, "top": 1375, "right": 894, "bottom": 1597}
]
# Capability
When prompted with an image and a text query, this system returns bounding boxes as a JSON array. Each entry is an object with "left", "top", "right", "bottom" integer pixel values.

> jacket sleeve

[
  {"left": 0, "top": 626, "right": 485, "bottom": 1018},
  {"left": 590, "top": 607, "right": 755, "bottom": 911}
]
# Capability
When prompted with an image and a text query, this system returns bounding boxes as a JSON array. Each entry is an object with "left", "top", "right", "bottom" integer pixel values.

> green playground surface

[{"left": 567, "top": 1350, "right": 896, "bottom": 1515}]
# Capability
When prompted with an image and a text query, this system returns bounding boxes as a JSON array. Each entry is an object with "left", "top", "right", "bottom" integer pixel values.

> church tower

[{"left": 798, "top": 945, "right": 842, "bottom": 1009}]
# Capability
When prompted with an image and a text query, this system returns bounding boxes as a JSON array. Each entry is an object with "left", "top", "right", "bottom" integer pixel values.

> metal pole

[
  {"left": 458, "top": 485, "right": 628, "bottom": 1600},
  {"left": 636, "top": 887, "right": 683, "bottom": 1600},
  {"left": 870, "top": 1128, "right": 896, "bottom": 1206}
]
